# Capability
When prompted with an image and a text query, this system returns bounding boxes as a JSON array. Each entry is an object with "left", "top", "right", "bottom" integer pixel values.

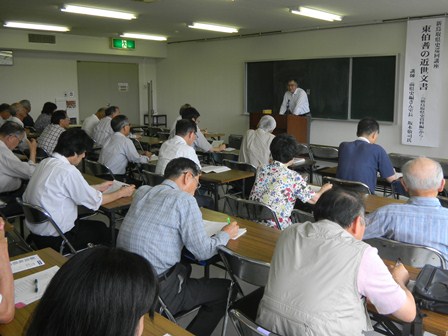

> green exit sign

[{"left": 111, "top": 38, "right": 136, "bottom": 50}]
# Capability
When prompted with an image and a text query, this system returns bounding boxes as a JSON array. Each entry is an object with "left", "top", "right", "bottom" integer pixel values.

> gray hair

[
  {"left": 402, "top": 157, "right": 443, "bottom": 191},
  {"left": 258, "top": 115, "right": 276, "bottom": 132},
  {"left": 20, "top": 99, "right": 31, "bottom": 112}
]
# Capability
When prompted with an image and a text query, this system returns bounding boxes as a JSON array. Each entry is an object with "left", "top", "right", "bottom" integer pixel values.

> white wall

[
  {"left": 156, "top": 22, "right": 448, "bottom": 158},
  {"left": 0, "top": 29, "right": 164, "bottom": 124},
  {"left": 0, "top": 51, "right": 158, "bottom": 124}
]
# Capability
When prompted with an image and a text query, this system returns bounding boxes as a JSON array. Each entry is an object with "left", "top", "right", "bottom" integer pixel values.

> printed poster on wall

[{"left": 402, "top": 18, "right": 445, "bottom": 147}]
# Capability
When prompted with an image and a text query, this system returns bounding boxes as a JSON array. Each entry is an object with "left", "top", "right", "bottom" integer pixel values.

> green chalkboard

[
  {"left": 246, "top": 56, "right": 396, "bottom": 122},
  {"left": 351, "top": 56, "right": 396, "bottom": 122}
]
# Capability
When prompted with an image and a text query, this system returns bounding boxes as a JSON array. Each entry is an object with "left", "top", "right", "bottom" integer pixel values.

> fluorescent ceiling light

[
  {"left": 4, "top": 21, "right": 70, "bottom": 32},
  {"left": 290, "top": 7, "right": 342, "bottom": 22},
  {"left": 120, "top": 33, "right": 167, "bottom": 41},
  {"left": 61, "top": 5, "right": 136, "bottom": 20},
  {"left": 188, "top": 22, "right": 238, "bottom": 33}
]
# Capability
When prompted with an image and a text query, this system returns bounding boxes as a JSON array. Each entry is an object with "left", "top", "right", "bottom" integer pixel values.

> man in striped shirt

[{"left": 364, "top": 157, "right": 448, "bottom": 262}]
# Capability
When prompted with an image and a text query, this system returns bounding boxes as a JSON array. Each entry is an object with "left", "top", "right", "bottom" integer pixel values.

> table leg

[{"left": 214, "top": 184, "right": 219, "bottom": 211}]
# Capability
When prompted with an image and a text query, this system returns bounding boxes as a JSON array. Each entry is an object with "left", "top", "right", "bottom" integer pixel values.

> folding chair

[
  {"left": 218, "top": 246, "right": 271, "bottom": 336},
  {"left": 290, "top": 209, "right": 314, "bottom": 223},
  {"left": 310, "top": 145, "right": 339, "bottom": 161},
  {"left": 229, "top": 287, "right": 281, "bottom": 336},
  {"left": 224, "top": 194, "right": 281, "bottom": 230},
  {"left": 84, "top": 159, "right": 115, "bottom": 181},
  {"left": 16, "top": 198, "right": 76, "bottom": 255},
  {"left": 222, "top": 159, "right": 257, "bottom": 197},
  {"left": 323, "top": 176, "right": 371, "bottom": 195},
  {"left": 212, "top": 152, "right": 240, "bottom": 165},
  {"left": 365, "top": 237, "right": 446, "bottom": 268},
  {"left": 36, "top": 147, "right": 49, "bottom": 162},
  {"left": 437, "top": 195, "right": 448, "bottom": 208},
  {"left": 228, "top": 134, "right": 244, "bottom": 150},
  {"left": 141, "top": 170, "right": 165, "bottom": 186}
]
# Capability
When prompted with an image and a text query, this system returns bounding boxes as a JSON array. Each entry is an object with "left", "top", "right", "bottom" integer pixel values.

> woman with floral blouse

[{"left": 250, "top": 134, "right": 332, "bottom": 230}]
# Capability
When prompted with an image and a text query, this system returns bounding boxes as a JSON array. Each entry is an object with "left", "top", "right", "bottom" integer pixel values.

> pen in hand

[{"left": 227, "top": 217, "right": 231, "bottom": 225}]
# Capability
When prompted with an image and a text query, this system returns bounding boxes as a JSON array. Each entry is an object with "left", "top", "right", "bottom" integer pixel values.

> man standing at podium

[{"left": 279, "top": 79, "right": 310, "bottom": 115}]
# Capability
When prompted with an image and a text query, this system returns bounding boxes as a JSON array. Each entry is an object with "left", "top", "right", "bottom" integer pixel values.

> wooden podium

[{"left": 249, "top": 112, "right": 310, "bottom": 144}]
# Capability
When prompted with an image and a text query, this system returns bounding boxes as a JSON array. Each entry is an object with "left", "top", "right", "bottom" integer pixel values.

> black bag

[{"left": 413, "top": 264, "right": 448, "bottom": 314}]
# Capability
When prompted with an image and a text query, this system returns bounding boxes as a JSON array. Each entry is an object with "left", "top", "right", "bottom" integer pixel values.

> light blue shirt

[
  {"left": 364, "top": 197, "right": 448, "bottom": 262},
  {"left": 116, "top": 180, "right": 229, "bottom": 275}
]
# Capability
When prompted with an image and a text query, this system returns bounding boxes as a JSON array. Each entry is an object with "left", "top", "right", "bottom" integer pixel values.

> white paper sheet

[
  {"left": 10, "top": 255, "right": 45, "bottom": 274},
  {"left": 201, "top": 165, "right": 231, "bottom": 174},
  {"left": 14, "top": 266, "right": 60, "bottom": 307},
  {"left": 203, "top": 220, "right": 247, "bottom": 240}
]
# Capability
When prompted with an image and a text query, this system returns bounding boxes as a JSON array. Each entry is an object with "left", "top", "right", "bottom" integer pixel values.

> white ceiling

[{"left": 1, "top": 0, "right": 447, "bottom": 43}]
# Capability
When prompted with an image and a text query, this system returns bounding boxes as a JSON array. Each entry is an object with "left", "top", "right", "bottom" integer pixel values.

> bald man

[{"left": 364, "top": 157, "right": 448, "bottom": 262}]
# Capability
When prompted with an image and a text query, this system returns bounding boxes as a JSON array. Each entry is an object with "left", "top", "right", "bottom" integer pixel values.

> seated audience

[
  {"left": 9, "top": 102, "right": 27, "bottom": 126},
  {"left": 25, "top": 247, "right": 158, "bottom": 336},
  {"left": 0, "top": 104, "right": 12, "bottom": 127},
  {"left": 257, "top": 188, "right": 416, "bottom": 335},
  {"left": 93, "top": 105, "right": 120, "bottom": 146},
  {"left": 156, "top": 119, "right": 200, "bottom": 175},
  {"left": 365, "top": 157, "right": 448, "bottom": 261},
  {"left": 250, "top": 134, "right": 332, "bottom": 230},
  {"left": 34, "top": 102, "right": 57, "bottom": 133},
  {"left": 168, "top": 103, "right": 191, "bottom": 134},
  {"left": 23, "top": 128, "right": 135, "bottom": 252},
  {"left": 81, "top": 107, "right": 105, "bottom": 138},
  {"left": 337, "top": 117, "right": 398, "bottom": 193},
  {"left": 37, "top": 110, "right": 70, "bottom": 155},
  {"left": 99, "top": 115, "right": 152, "bottom": 178},
  {"left": 238, "top": 115, "right": 276, "bottom": 167},
  {"left": 117, "top": 158, "right": 239, "bottom": 336},
  {"left": 20, "top": 99, "right": 34, "bottom": 127},
  {"left": 0, "top": 217, "right": 14, "bottom": 324},
  {"left": 171, "top": 107, "right": 225, "bottom": 153},
  {"left": 0, "top": 122, "right": 37, "bottom": 217}
]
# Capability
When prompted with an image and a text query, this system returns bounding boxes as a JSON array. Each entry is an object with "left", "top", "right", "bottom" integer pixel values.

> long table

[
  {"left": 0, "top": 248, "right": 193, "bottom": 336},
  {"left": 82, "top": 174, "right": 133, "bottom": 243},
  {"left": 200, "top": 170, "right": 255, "bottom": 210},
  {"left": 201, "top": 208, "right": 448, "bottom": 336}
]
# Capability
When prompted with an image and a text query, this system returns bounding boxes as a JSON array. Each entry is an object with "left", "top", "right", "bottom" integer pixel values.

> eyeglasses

[{"left": 183, "top": 171, "right": 201, "bottom": 189}]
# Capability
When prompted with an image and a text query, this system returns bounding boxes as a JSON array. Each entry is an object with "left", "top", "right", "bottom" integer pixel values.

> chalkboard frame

[{"left": 245, "top": 55, "right": 397, "bottom": 122}]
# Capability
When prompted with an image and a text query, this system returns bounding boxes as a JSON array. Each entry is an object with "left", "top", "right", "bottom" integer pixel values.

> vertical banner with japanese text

[{"left": 402, "top": 18, "right": 445, "bottom": 147}]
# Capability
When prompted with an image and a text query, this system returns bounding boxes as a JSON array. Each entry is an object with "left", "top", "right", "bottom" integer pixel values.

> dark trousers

[
  {"left": 29, "top": 219, "right": 110, "bottom": 253},
  {"left": 159, "top": 263, "right": 230, "bottom": 336},
  {"left": 0, "top": 185, "right": 26, "bottom": 218}
]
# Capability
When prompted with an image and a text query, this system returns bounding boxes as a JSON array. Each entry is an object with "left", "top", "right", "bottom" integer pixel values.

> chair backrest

[
  {"left": 16, "top": 198, "right": 76, "bottom": 254},
  {"left": 141, "top": 170, "right": 165, "bottom": 186},
  {"left": 323, "top": 176, "right": 371, "bottom": 195},
  {"left": 218, "top": 246, "right": 271, "bottom": 288},
  {"left": 224, "top": 194, "right": 281, "bottom": 230},
  {"left": 212, "top": 153, "right": 239, "bottom": 165},
  {"left": 222, "top": 159, "right": 257, "bottom": 173},
  {"left": 84, "top": 159, "right": 115, "bottom": 181},
  {"left": 437, "top": 195, "right": 448, "bottom": 208},
  {"left": 365, "top": 237, "right": 446, "bottom": 269},
  {"left": 148, "top": 126, "right": 163, "bottom": 137},
  {"left": 310, "top": 145, "right": 339, "bottom": 161},
  {"left": 229, "top": 134, "right": 244, "bottom": 150},
  {"left": 36, "top": 147, "right": 49, "bottom": 161},
  {"left": 296, "top": 143, "right": 314, "bottom": 161},
  {"left": 229, "top": 287, "right": 281, "bottom": 336},
  {"left": 131, "top": 138, "right": 144, "bottom": 152},
  {"left": 290, "top": 209, "right": 315, "bottom": 223}
]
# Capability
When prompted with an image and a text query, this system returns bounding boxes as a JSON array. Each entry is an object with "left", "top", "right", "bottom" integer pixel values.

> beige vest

[{"left": 257, "top": 220, "right": 372, "bottom": 336}]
